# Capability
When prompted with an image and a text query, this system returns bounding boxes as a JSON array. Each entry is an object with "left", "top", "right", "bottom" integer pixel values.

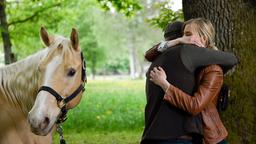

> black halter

[{"left": 38, "top": 52, "right": 87, "bottom": 124}]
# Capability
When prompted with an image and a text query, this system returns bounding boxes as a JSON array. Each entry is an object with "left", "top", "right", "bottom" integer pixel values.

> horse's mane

[
  {"left": 0, "top": 48, "right": 48, "bottom": 115},
  {"left": 0, "top": 36, "right": 72, "bottom": 115}
]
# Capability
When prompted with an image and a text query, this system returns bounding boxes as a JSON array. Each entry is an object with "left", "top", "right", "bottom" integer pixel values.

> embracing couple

[{"left": 141, "top": 18, "right": 238, "bottom": 144}]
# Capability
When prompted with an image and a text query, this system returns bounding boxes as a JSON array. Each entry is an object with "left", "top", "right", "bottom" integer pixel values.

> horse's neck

[{"left": 0, "top": 49, "right": 48, "bottom": 115}]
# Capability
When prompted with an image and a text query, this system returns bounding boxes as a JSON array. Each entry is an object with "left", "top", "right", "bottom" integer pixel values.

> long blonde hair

[{"left": 183, "top": 18, "right": 218, "bottom": 50}]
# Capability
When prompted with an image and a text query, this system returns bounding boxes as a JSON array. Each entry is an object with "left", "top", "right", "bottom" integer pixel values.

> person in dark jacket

[{"left": 142, "top": 19, "right": 237, "bottom": 144}]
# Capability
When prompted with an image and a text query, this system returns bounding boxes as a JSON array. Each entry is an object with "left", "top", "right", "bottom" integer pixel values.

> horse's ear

[
  {"left": 70, "top": 28, "right": 79, "bottom": 51},
  {"left": 40, "top": 27, "right": 50, "bottom": 47}
]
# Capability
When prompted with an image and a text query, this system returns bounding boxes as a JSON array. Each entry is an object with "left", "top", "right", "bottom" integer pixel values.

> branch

[{"left": 8, "top": 3, "right": 61, "bottom": 26}]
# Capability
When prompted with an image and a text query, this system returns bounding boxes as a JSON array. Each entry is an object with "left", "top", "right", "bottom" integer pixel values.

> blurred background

[
  {"left": 0, "top": 0, "right": 183, "bottom": 78},
  {"left": 0, "top": 0, "right": 255, "bottom": 143}
]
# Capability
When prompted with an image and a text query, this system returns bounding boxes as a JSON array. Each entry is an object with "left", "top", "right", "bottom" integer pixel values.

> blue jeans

[
  {"left": 217, "top": 139, "right": 228, "bottom": 144},
  {"left": 154, "top": 139, "right": 193, "bottom": 144}
]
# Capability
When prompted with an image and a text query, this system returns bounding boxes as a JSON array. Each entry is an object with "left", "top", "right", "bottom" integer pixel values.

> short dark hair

[{"left": 164, "top": 21, "right": 183, "bottom": 41}]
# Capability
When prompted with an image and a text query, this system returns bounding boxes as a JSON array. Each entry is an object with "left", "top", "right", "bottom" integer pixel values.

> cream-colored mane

[{"left": 0, "top": 48, "right": 47, "bottom": 115}]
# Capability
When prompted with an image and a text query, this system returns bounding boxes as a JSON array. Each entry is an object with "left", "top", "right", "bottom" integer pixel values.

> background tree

[
  {"left": 0, "top": 0, "right": 165, "bottom": 79},
  {"left": 0, "top": 0, "right": 14, "bottom": 64},
  {"left": 87, "top": 0, "right": 163, "bottom": 78},
  {"left": 182, "top": 1, "right": 256, "bottom": 143},
  {"left": 1, "top": 0, "right": 66, "bottom": 63}
]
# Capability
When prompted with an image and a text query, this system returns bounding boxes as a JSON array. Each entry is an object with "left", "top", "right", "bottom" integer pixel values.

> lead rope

[
  {"left": 56, "top": 106, "right": 68, "bottom": 144},
  {"left": 56, "top": 124, "right": 66, "bottom": 144}
]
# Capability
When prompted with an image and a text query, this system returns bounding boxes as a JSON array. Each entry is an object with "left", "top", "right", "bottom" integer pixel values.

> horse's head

[{"left": 28, "top": 27, "right": 86, "bottom": 136}]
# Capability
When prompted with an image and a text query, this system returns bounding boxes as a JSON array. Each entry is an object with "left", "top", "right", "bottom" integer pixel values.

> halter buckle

[
  {"left": 82, "top": 59, "right": 86, "bottom": 70},
  {"left": 57, "top": 100, "right": 66, "bottom": 109}
]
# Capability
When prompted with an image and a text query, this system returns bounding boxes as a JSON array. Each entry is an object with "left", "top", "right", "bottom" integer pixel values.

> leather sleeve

[
  {"left": 163, "top": 65, "right": 223, "bottom": 115},
  {"left": 144, "top": 43, "right": 161, "bottom": 62}
]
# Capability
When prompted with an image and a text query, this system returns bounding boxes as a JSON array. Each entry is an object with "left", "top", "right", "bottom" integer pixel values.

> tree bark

[
  {"left": 0, "top": 0, "right": 15, "bottom": 64},
  {"left": 183, "top": 0, "right": 256, "bottom": 143}
]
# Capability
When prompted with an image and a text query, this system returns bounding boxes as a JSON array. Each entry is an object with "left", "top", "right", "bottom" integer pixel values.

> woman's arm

[
  {"left": 144, "top": 43, "right": 161, "bottom": 62},
  {"left": 144, "top": 36, "right": 204, "bottom": 62},
  {"left": 165, "top": 36, "right": 204, "bottom": 49},
  {"left": 150, "top": 65, "right": 223, "bottom": 115}
]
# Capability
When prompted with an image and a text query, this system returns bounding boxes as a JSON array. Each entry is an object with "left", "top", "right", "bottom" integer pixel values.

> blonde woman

[{"left": 149, "top": 18, "right": 234, "bottom": 144}]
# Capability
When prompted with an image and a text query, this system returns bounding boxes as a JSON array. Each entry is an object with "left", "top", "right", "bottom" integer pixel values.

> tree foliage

[
  {"left": 146, "top": 1, "right": 183, "bottom": 30},
  {"left": 5, "top": 0, "right": 70, "bottom": 58},
  {"left": 1, "top": 0, "right": 164, "bottom": 77},
  {"left": 96, "top": 0, "right": 142, "bottom": 17}
]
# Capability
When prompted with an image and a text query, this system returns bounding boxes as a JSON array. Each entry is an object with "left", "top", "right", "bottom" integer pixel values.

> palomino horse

[{"left": 0, "top": 27, "right": 86, "bottom": 144}]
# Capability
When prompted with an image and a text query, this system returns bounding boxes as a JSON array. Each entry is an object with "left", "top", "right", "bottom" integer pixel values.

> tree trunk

[
  {"left": 128, "top": 21, "right": 137, "bottom": 79},
  {"left": 0, "top": 0, "right": 15, "bottom": 64},
  {"left": 129, "top": 42, "right": 137, "bottom": 79},
  {"left": 91, "top": 53, "right": 96, "bottom": 79},
  {"left": 183, "top": 0, "right": 256, "bottom": 143},
  {"left": 138, "top": 59, "right": 144, "bottom": 79}
]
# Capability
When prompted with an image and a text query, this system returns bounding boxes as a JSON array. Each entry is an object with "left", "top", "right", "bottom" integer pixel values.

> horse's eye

[{"left": 67, "top": 68, "right": 76, "bottom": 77}]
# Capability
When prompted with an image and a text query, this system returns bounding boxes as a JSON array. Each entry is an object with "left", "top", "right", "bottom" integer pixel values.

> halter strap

[
  {"left": 63, "top": 84, "right": 84, "bottom": 103},
  {"left": 38, "top": 84, "right": 85, "bottom": 106},
  {"left": 38, "top": 86, "right": 63, "bottom": 102}
]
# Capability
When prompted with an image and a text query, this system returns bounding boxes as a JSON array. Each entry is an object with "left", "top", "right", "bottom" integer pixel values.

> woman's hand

[
  {"left": 176, "top": 35, "right": 205, "bottom": 47},
  {"left": 150, "top": 66, "right": 170, "bottom": 91}
]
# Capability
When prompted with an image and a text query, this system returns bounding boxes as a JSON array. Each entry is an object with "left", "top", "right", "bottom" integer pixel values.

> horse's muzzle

[{"left": 28, "top": 113, "right": 52, "bottom": 136}]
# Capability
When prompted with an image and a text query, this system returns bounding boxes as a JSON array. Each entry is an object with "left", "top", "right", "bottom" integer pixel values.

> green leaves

[
  {"left": 146, "top": 1, "right": 184, "bottom": 30},
  {"left": 96, "top": 0, "right": 142, "bottom": 17},
  {"left": 1, "top": 0, "right": 169, "bottom": 76},
  {"left": 148, "top": 8, "right": 183, "bottom": 30},
  {"left": 5, "top": 0, "right": 71, "bottom": 59},
  {"left": 7, "top": 0, "right": 64, "bottom": 27}
]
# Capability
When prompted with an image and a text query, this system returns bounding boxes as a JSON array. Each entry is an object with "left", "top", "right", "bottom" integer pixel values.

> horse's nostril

[
  {"left": 39, "top": 117, "right": 50, "bottom": 130},
  {"left": 44, "top": 117, "right": 50, "bottom": 126}
]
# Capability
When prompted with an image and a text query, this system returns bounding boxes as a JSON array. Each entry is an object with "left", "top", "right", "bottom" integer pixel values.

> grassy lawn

[
  {"left": 53, "top": 79, "right": 146, "bottom": 144},
  {"left": 53, "top": 130, "right": 142, "bottom": 144}
]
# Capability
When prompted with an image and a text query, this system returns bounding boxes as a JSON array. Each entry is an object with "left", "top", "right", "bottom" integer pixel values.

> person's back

[{"left": 142, "top": 45, "right": 203, "bottom": 143}]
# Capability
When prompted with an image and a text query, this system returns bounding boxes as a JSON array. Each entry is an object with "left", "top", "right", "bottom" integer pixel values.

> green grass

[
  {"left": 53, "top": 131, "right": 142, "bottom": 144},
  {"left": 53, "top": 79, "right": 146, "bottom": 143}
]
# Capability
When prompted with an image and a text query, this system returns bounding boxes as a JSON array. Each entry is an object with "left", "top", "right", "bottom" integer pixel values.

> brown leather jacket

[{"left": 164, "top": 65, "right": 228, "bottom": 144}]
